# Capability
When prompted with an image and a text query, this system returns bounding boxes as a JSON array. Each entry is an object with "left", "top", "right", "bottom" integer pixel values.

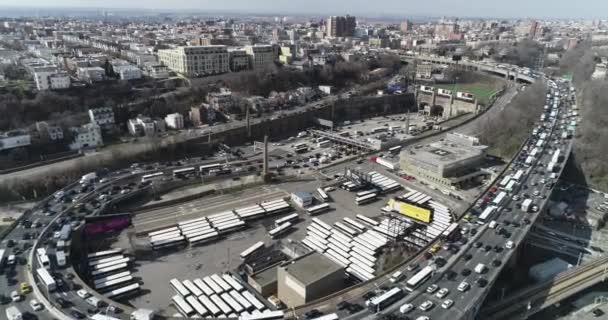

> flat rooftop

[
  {"left": 404, "top": 136, "right": 487, "bottom": 165},
  {"left": 281, "top": 252, "right": 343, "bottom": 286}
]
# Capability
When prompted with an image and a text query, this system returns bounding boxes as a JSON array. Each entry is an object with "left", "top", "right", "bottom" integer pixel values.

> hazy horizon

[{"left": 0, "top": 0, "right": 606, "bottom": 19}]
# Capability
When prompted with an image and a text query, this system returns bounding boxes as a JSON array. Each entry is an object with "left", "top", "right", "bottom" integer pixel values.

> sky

[{"left": 0, "top": 0, "right": 606, "bottom": 19}]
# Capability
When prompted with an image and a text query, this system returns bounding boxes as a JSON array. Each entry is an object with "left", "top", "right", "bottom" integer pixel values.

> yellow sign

[{"left": 390, "top": 199, "right": 432, "bottom": 223}]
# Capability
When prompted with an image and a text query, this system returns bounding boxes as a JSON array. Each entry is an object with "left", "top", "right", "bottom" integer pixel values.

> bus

[
  {"left": 221, "top": 292, "right": 244, "bottom": 313},
  {"left": 211, "top": 274, "right": 232, "bottom": 292},
  {"left": 343, "top": 217, "right": 366, "bottom": 232},
  {"left": 199, "top": 295, "right": 222, "bottom": 317},
  {"left": 306, "top": 203, "right": 330, "bottom": 216},
  {"left": 240, "top": 241, "right": 265, "bottom": 260},
  {"left": 388, "top": 145, "right": 403, "bottom": 154},
  {"left": 317, "top": 188, "right": 330, "bottom": 202},
  {"left": 334, "top": 222, "right": 358, "bottom": 237},
  {"left": 241, "top": 311, "right": 284, "bottom": 320},
  {"left": 94, "top": 271, "right": 131, "bottom": 288},
  {"left": 310, "top": 314, "right": 339, "bottom": 320},
  {"left": 106, "top": 283, "right": 140, "bottom": 299},
  {"left": 189, "top": 231, "right": 220, "bottom": 246},
  {"left": 193, "top": 278, "right": 215, "bottom": 297},
  {"left": 148, "top": 227, "right": 180, "bottom": 238},
  {"left": 230, "top": 290, "right": 253, "bottom": 311},
  {"left": 173, "top": 167, "right": 196, "bottom": 178},
  {"left": 222, "top": 274, "right": 245, "bottom": 292},
  {"left": 203, "top": 276, "right": 224, "bottom": 295},
  {"left": 92, "top": 257, "right": 130, "bottom": 270},
  {"left": 478, "top": 206, "right": 497, "bottom": 224},
  {"left": 37, "top": 253, "right": 51, "bottom": 269},
  {"left": 405, "top": 265, "right": 434, "bottom": 292},
  {"left": 294, "top": 143, "right": 308, "bottom": 153},
  {"left": 0, "top": 249, "right": 5, "bottom": 268},
  {"left": 186, "top": 295, "right": 209, "bottom": 317},
  {"left": 89, "top": 255, "right": 125, "bottom": 267},
  {"left": 367, "top": 287, "right": 405, "bottom": 313},
  {"left": 141, "top": 172, "right": 164, "bottom": 183},
  {"left": 172, "top": 295, "right": 196, "bottom": 317},
  {"left": 371, "top": 127, "right": 388, "bottom": 134},
  {"left": 356, "top": 214, "right": 379, "bottom": 227},
  {"left": 210, "top": 294, "right": 232, "bottom": 315},
  {"left": 242, "top": 291, "right": 266, "bottom": 312},
  {"left": 356, "top": 193, "right": 377, "bottom": 205},
  {"left": 200, "top": 163, "right": 222, "bottom": 175},
  {"left": 91, "top": 263, "right": 129, "bottom": 278},
  {"left": 37, "top": 267, "right": 57, "bottom": 292},
  {"left": 170, "top": 278, "right": 191, "bottom": 297},
  {"left": 269, "top": 222, "right": 293, "bottom": 239},
  {"left": 183, "top": 279, "right": 203, "bottom": 297},
  {"left": 492, "top": 191, "right": 507, "bottom": 205},
  {"left": 274, "top": 213, "right": 299, "bottom": 227},
  {"left": 356, "top": 190, "right": 377, "bottom": 198},
  {"left": 95, "top": 275, "right": 133, "bottom": 292},
  {"left": 440, "top": 223, "right": 460, "bottom": 243}
]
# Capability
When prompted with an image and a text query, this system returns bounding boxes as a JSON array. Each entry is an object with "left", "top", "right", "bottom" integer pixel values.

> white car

[
  {"left": 399, "top": 303, "right": 414, "bottom": 314},
  {"left": 441, "top": 299, "right": 454, "bottom": 309},
  {"left": 426, "top": 284, "right": 438, "bottom": 293},
  {"left": 11, "top": 290, "right": 22, "bottom": 302},
  {"left": 419, "top": 300, "right": 434, "bottom": 311},
  {"left": 435, "top": 288, "right": 449, "bottom": 299},
  {"left": 505, "top": 240, "right": 514, "bottom": 249},
  {"left": 76, "top": 289, "right": 91, "bottom": 299},
  {"left": 30, "top": 299, "right": 43, "bottom": 311},
  {"left": 416, "top": 317, "right": 430, "bottom": 320},
  {"left": 53, "top": 231, "right": 61, "bottom": 239},
  {"left": 458, "top": 281, "right": 470, "bottom": 292}
]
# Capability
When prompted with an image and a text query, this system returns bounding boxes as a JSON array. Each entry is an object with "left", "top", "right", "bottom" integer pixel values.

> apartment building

[
  {"left": 245, "top": 45, "right": 276, "bottom": 70},
  {"left": 157, "top": 45, "right": 230, "bottom": 77}
]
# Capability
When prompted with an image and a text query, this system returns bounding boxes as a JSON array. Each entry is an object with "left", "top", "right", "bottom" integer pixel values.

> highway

[{"left": 383, "top": 79, "right": 577, "bottom": 320}]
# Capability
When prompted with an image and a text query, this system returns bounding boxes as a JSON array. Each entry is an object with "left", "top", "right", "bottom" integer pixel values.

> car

[
  {"left": 419, "top": 300, "right": 434, "bottom": 311},
  {"left": 470, "top": 228, "right": 478, "bottom": 235},
  {"left": 493, "top": 245, "right": 504, "bottom": 253},
  {"left": 407, "top": 263, "right": 419, "bottom": 272},
  {"left": 461, "top": 269, "right": 471, "bottom": 276},
  {"left": 463, "top": 253, "right": 473, "bottom": 261},
  {"left": 71, "top": 309, "right": 86, "bottom": 319},
  {"left": 426, "top": 284, "right": 438, "bottom": 293},
  {"left": 55, "top": 297, "right": 70, "bottom": 308},
  {"left": 446, "top": 270, "right": 457, "bottom": 280},
  {"left": 505, "top": 240, "right": 514, "bottom": 249},
  {"left": 30, "top": 299, "right": 43, "bottom": 311},
  {"left": 400, "top": 303, "right": 414, "bottom": 314},
  {"left": 76, "top": 289, "right": 91, "bottom": 299},
  {"left": 304, "top": 309, "right": 323, "bottom": 319},
  {"left": 11, "top": 290, "right": 22, "bottom": 302},
  {"left": 457, "top": 281, "right": 470, "bottom": 292},
  {"left": 476, "top": 278, "right": 488, "bottom": 287},
  {"left": 416, "top": 317, "right": 430, "bottom": 320},
  {"left": 337, "top": 301, "right": 350, "bottom": 310},
  {"left": 435, "top": 288, "right": 449, "bottom": 299},
  {"left": 483, "top": 245, "right": 492, "bottom": 252},
  {"left": 492, "top": 259, "right": 502, "bottom": 267},
  {"left": 474, "top": 241, "right": 483, "bottom": 248},
  {"left": 362, "top": 292, "right": 377, "bottom": 300},
  {"left": 20, "top": 282, "right": 32, "bottom": 294},
  {"left": 435, "top": 257, "right": 447, "bottom": 267},
  {"left": 441, "top": 299, "right": 454, "bottom": 309},
  {"left": 523, "top": 218, "right": 531, "bottom": 225}
]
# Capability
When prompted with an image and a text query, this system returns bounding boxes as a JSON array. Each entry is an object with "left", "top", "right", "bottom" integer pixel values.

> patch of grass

[{"left": 434, "top": 82, "right": 500, "bottom": 105}]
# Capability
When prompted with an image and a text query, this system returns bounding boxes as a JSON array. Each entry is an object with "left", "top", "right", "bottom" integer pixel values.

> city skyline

[{"left": 0, "top": 0, "right": 606, "bottom": 19}]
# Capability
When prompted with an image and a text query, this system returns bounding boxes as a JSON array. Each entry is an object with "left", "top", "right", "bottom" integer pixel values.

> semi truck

[{"left": 80, "top": 172, "right": 98, "bottom": 185}]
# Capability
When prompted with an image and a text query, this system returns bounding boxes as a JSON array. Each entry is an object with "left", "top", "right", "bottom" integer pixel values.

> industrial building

[
  {"left": 400, "top": 132, "right": 488, "bottom": 188},
  {"left": 277, "top": 252, "right": 345, "bottom": 307}
]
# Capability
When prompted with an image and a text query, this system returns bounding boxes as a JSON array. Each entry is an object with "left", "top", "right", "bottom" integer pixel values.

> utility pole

[{"left": 246, "top": 105, "right": 251, "bottom": 138}]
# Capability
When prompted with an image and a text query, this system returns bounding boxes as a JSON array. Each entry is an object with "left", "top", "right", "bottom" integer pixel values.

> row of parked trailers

[
  {"left": 85, "top": 248, "right": 141, "bottom": 299},
  {"left": 396, "top": 191, "right": 453, "bottom": 248},
  {"left": 147, "top": 199, "right": 292, "bottom": 250},
  {"left": 368, "top": 172, "right": 402, "bottom": 194},
  {"left": 169, "top": 274, "right": 271, "bottom": 318},
  {"left": 302, "top": 216, "right": 388, "bottom": 282}
]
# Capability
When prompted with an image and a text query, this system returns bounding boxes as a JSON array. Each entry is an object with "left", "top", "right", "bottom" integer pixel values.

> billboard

[{"left": 389, "top": 199, "right": 432, "bottom": 223}]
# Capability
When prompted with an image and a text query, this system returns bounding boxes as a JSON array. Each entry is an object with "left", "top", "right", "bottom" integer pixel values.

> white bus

[
  {"left": 170, "top": 278, "right": 191, "bottom": 297},
  {"left": 89, "top": 255, "right": 125, "bottom": 267},
  {"left": 210, "top": 294, "right": 232, "bottom": 315},
  {"left": 230, "top": 290, "right": 253, "bottom": 311},
  {"left": 356, "top": 214, "right": 379, "bottom": 227},
  {"left": 172, "top": 295, "right": 196, "bottom": 317},
  {"left": 334, "top": 222, "right": 358, "bottom": 237},
  {"left": 141, "top": 172, "right": 164, "bottom": 183},
  {"left": 203, "top": 276, "right": 224, "bottom": 295},
  {"left": 356, "top": 193, "right": 377, "bottom": 205},
  {"left": 440, "top": 222, "right": 460, "bottom": 242},
  {"left": 242, "top": 291, "right": 266, "bottom": 312},
  {"left": 478, "top": 206, "right": 497, "bottom": 224},
  {"left": 106, "top": 283, "right": 140, "bottom": 299},
  {"left": 94, "top": 271, "right": 131, "bottom": 287},
  {"left": 54, "top": 250, "right": 67, "bottom": 267},
  {"left": 183, "top": 279, "right": 203, "bottom": 297},
  {"left": 222, "top": 274, "right": 245, "bottom": 292},
  {"left": 389, "top": 146, "right": 402, "bottom": 154},
  {"left": 317, "top": 188, "right": 330, "bottom": 202},
  {"left": 189, "top": 231, "right": 220, "bottom": 246},
  {"left": 91, "top": 263, "right": 129, "bottom": 278},
  {"left": 95, "top": 275, "right": 133, "bottom": 292},
  {"left": 173, "top": 167, "right": 196, "bottom": 178},
  {"left": 367, "top": 287, "right": 405, "bottom": 313},
  {"left": 211, "top": 274, "right": 232, "bottom": 292},
  {"left": 199, "top": 295, "right": 222, "bottom": 317},
  {"left": 193, "top": 278, "right": 215, "bottom": 297},
  {"left": 269, "top": 222, "right": 293, "bottom": 239},
  {"left": 221, "top": 292, "right": 244, "bottom": 313},
  {"left": 37, "top": 267, "right": 57, "bottom": 291},
  {"left": 241, "top": 311, "right": 284, "bottom": 320},
  {"left": 343, "top": 217, "right": 366, "bottom": 232},
  {"left": 405, "top": 265, "right": 434, "bottom": 292},
  {"left": 186, "top": 295, "right": 209, "bottom": 317},
  {"left": 200, "top": 163, "right": 222, "bottom": 174},
  {"left": 294, "top": 143, "right": 308, "bottom": 153},
  {"left": 493, "top": 191, "right": 507, "bottom": 205},
  {"left": 310, "top": 314, "right": 339, "bottom": 320},
  {"left": 274, "top": 213, "right": 299, "bottom": 227},
  {"left": 148, "top": 227, "right": 180, "bottom": 238},
  {"left": 356, "top": 190, "right": 377, "bottom": 198},
  {"left": 92, "top": 257, "right": 130, "bottom": 270},
  {"left": 306, "top": 203, "right": 331, "bottom": 216},
  {"left": 240, "top": 241, "right": 265, "bottom": 260}
]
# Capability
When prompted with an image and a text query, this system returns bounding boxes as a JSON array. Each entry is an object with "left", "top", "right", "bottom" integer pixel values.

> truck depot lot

[{"left": 116, "top": 177, "right": 409, "bottom": 315}]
